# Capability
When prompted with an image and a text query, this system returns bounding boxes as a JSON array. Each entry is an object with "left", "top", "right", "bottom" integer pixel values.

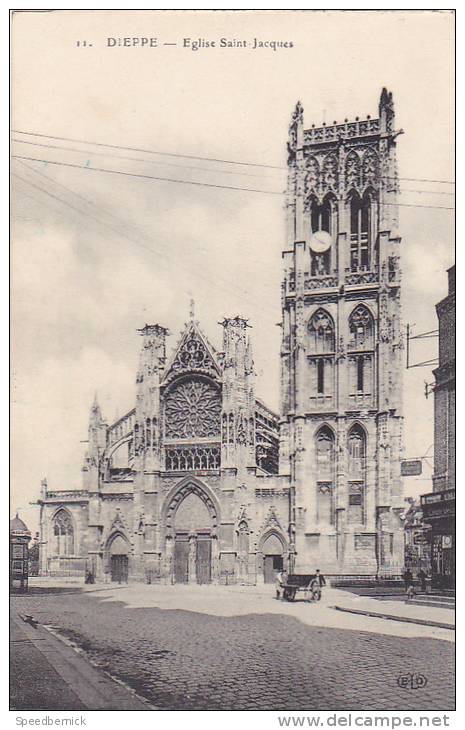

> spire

[
  {"left": 89, "top": 391, "right": 102, "bottom": 424},
  {"left": 379, "top": 87, "right": 395, "bottom": 133},
  {"left": 189, "top": 298, "right": 195, "bottom": 322},
  {"left": 245, "top": 336, "right": 254, "bottom": 375},
  {"left": 291, "top": 100, "right": 304, "bottom": 126},
  {"left": 288, "top": 100, "right": 304, "bottom": 153}
]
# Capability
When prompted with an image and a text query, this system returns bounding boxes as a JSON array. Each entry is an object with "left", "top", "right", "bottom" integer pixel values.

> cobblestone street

[{"left": 10, "top": 585, "right": 455, "bottom": 711}]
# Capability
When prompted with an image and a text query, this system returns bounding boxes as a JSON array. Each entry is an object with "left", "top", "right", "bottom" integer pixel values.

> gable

[{"left": 162, "top": 322, "right": 221, "bottom": 384}]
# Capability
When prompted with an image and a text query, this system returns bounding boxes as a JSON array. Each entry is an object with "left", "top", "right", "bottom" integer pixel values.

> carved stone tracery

[{"left": 164, "top": 378, "right": 221, "bottom": 439}]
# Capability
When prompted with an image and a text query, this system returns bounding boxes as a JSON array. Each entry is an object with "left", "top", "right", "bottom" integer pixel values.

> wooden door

[
  {"left": 111, "top": 555, "right": 128, "bottom": 583},
  {"left": 264, "top": 555, "right": 283, "bottom": 584},
  {"left": 263, "top": 555, "right": 275, "bottom": 584},
  {"left": 174, "top": 539, "right": 189, "bottom": 583},
  {"left": 196, "top": 537, "right": 211, "bottom": 585}
]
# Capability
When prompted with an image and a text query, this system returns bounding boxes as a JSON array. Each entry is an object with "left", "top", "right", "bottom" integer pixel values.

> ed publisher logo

[{"left": 397, "top": 672, "right": 428, "bottom": 690}]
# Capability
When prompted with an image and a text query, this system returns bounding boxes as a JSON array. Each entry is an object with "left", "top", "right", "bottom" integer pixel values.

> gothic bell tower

[{"left": 280, "top": 89, "right": 404, "bottom": 577}]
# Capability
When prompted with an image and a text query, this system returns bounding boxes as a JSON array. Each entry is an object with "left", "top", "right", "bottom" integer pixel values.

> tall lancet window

[
  {"left": 52, "top": 510, "right": 74, "bottom": 556},
  {"left": 348, "top": 305, "right": 375, "bottom": 407},
  {"left": 348, "top": 425, "right": 367, "bottom": 524},
  {"left": 309, "top": 196, "right": 336, "bottom": 276},
  {"left": 349, "top": 193, "right": 371, "bottom": 271},
  {"left": 315, "top": 426, "right": 335, "bottom": 525},
  {"left": 308, "top": 309, "right": 335, "bottom": 410}
]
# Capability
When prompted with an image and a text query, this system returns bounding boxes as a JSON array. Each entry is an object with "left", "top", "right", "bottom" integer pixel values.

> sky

[{"left": 11, "top": 10, "right": 455, "bottom": 533}]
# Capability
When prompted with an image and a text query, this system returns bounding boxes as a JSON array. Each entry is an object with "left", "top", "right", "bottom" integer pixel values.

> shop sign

[
  {"left": 442, "top": 535, "right": 452, "bottom": 549},
  {"left": 401, "top": 459, "right": 422, "bottom": 476}
]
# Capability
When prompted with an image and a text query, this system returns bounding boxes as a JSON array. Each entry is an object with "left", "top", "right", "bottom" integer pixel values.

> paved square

[{"left": 11, "top": 585, "right": 455, "bottom": 711}]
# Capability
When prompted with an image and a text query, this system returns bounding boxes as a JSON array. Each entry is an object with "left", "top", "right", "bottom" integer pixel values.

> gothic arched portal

[
  {"left": 107, "top": 532, "right": 130, "bottom": 584},
  {"left": 260, "top": 531, "right": 286, "bottom": 584},
  {"left": 163, "top": 479, "right": 219, "bottom": 586}
]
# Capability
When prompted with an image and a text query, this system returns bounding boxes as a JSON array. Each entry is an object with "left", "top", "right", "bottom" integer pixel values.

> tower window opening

[
  {"left": 350, "top": 195, "right": 371, "bottom": 272},
  {"left": 357, "top": 357, "right": 364, "bottom": 392},
  {"left": 311, "top": 252, "right": 330, "bottom": 277},
  {"left": 308, "top": 310, "right": 335, "bottom": 354},
  {"left": 317, "top": 359, "right": 325, "bottom": 393},
  {"left": 311, "top": 204, "right": 331, "bottom": 234}
]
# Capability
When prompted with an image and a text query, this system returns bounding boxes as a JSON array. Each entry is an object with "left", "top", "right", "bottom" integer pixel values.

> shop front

[{"left": 421, "top": 489, "right": 455, "bottom": 590}]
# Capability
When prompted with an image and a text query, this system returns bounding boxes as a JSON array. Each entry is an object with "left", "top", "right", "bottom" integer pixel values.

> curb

[
  {"left": 43, "top": 624, "right": 158, "bottom": 710},
  {"left": 332, "top": 605, "right": 455, "bottom": 631},
  {"left": 11, "top": 613, "right": 155, "bottom": 710}
]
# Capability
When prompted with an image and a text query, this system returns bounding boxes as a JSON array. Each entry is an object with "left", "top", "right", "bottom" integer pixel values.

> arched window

[
  {"left": 311, "top": 198, "right": 332, "bottom": 235},
  {"left": 308, "top": 310, "right": 335, "bottom": 409},
  {"left": 237, "top": 521, "right": 250, "bottom": 555},
  {"left": 349, "top": 193, "right": 371, "bottom": 271},
  {"left": 308, "top": 309, "right": 335, "bottom": 354},
  {"left": 53, "top": 510, "right": 74, "bottom": 556},
  {"left": 316, "top": 426, "right": 335, "bottom": 524},
  {"left": 348, "top": 424, "right": 366, "bottom": 463},
  {"left": 309, "top": 196, "right": 336, "bottom": 276},
  {"left": 348, "top": 425, "right": 366, "bottom": 524},
  {"left": 349, "top": 305, "right": 374, "bottom": 350},
  {"left": 316, "top": 426, "right": 335, "bottom": 480}
]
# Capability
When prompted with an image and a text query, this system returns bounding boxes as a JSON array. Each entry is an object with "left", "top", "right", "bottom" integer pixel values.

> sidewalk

[
  {"left": 10, "top": 612, "right": 152, "bottom": 711},
  {"left": 331, "top": 588, "right": 454, "bottom": 628}
]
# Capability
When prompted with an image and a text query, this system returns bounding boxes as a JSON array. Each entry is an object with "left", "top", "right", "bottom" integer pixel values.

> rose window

[{"left": 164, "top": 378, "right": 221, "bottom": 439}]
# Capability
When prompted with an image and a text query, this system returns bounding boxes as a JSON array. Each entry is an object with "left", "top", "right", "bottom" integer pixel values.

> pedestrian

[
  {"left": 406, "top": 582, "right": 415, "bottom": 601},
  {"left": 85, "top": 569, "right": 95, "bottom": 585},
  {"left": 308, "top": 569, "right": 326, "bottom": 601},
  {"left": 402, "top": 567, "right": 413, "bottom": 591},
  {"left": 275, "top": 569, "right": 287, "bottom": 600},
  {"left": 403, "top": 567, "right": 414, "bottom": 601},
  {"left": 418, "top": 568, "right": 427, "bottom": 593}
]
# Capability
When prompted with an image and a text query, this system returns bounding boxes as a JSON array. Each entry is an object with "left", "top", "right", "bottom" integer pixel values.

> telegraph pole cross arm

[{"left": 406, "top": 323, "right": 439, "bottom": 369}]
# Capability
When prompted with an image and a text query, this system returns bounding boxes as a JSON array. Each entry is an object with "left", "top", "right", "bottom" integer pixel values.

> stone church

[{"left": 38, "top": 88, "right": 405, "bottom": 584}]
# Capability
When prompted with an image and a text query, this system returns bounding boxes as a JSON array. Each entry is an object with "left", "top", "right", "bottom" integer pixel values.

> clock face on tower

[{"left": 309, "top": 230, "right": 332, "bottom": 253}]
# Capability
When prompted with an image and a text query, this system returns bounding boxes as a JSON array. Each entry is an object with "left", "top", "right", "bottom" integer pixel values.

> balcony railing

[
  {"left": 348, "top": 392, "right": 373, "bottom": 408},
  {"left": 303, "top": 118, "right": 380, "bottom": 145},
  {"left": 305, "top": 274, "right": 338, "bottom": 290},
  {"left": 345, "top": 266, "right": 378, "bottom": 286},
  {"left": 309, "top": 394, "right": 335, "bottom": 410}
]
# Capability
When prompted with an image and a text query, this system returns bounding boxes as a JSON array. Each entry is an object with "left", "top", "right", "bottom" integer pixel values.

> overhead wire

[
  {"left": 11, "top": 166, "right": 279, "bottom": 321},
  {"left": 11, "top": 154, "right": 455, "bottom": 210},
  {"left": 12, "top": 137, "right": 455, "bottom": 197},
  {"left": 11, "top": 137, "right": 282, "bottom": 180},
  {"left": 11, "top": 128, "right": 284, "bottom": 170},
  {"left": 11, "top": 128, "right": 455, "bottom": 186}
]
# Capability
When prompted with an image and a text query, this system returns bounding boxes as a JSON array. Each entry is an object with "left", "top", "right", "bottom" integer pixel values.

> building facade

[
  {"left": 38, "top": 88, "right": 404, "bottom": 583},
  {"left": 421, "top": 265, "right": 455, "bottom": 589},
  {"left": 39, "top": 314, "right": 288, "bottom": 584},
  {"left": 280, "top": 88, "right": 404, "bottom": 576}
]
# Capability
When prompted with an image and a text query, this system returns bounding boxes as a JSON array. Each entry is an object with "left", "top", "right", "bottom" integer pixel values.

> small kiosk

[{"left": 10, "top": 514, "right": 32, "bottom": 592}]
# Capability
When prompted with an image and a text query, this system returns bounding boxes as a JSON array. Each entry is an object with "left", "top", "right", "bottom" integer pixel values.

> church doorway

[
  {"left": 262, "top": 533, "right": 285, "bottom": 584},
  {"left": 196, "top": 534, "right": 212, "bottom": 584},
  {"left": 172, "top": 490, "right": 213, "bottom": 584},
  {"left": 173, "top": 536, "right": 189, "bottom": 583},
  {"left": 109, "top": 534, "right": 129, "bottom": 583}
]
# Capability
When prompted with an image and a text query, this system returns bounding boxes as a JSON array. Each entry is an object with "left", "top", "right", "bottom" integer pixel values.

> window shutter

[
  {"left": 365, "top": 354, "right": 374, "bottom": 399},
  {"left": 349, "top": 357, "right": 356, "bottom": 396},
  {"left": 310, "top": 359, "right": 318, "bottom": 396},
  {"left": 326, "top": 358, "right": 334, "bottom": 396}
]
